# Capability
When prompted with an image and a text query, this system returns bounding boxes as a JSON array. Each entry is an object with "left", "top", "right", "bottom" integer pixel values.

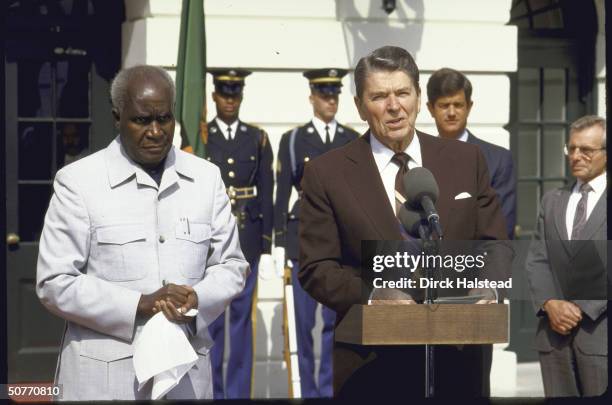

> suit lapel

[
  {"left": 553, "top": 186, "right": 572, "bottom": 256},
  {"left": 207, "top": 120, "right": 242, "bottom": 153},
  {"left": 466, "top": 131, "right": 477, "bottom": 144},
  {"left": 570, "top": 186, "right": 607, "bottom": 258},
  {"left": 232, "top": 120, "right": 248, "bottom": 148},
  {"left": 554, "top": 186, "right": 571, "bottom": 240},
  {"left": 417, "top": 131, "right": 452, "bottom": 230},
  {"left": 303, "top": 121, "right": 328, "bottom": 153},
  {"left": 580, "top": 186, "right": 607, "bottom": 241},
  {"left": 343, "top": 133, "right": 401, "bottom": 240},
  {"left": 332, "top": 125, "right": 352, "bottom": 148}
]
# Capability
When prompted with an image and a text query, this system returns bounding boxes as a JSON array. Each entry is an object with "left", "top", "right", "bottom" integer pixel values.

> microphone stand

[{"left": 417, "top": 223, "right": 441, "bottom": 398}]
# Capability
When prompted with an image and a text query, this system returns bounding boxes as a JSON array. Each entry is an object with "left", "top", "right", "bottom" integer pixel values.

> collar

[
  {"left": 215, "top": 117, "right": 239, "bottom": 140},
  {"left": 575, "top": 171, "right": 607, "bottom": 194},
  {"left": 311, "top": 116, "right": 337, "bottom": 140},
  {"left": 370, "top": 131, "right": 422, "bottom": 173},
  {"left": 105, "top": 136, "right": 194, "bottom": 189},
  {"left": 457, "top": 129, "right": 469, "bottom": 142}
]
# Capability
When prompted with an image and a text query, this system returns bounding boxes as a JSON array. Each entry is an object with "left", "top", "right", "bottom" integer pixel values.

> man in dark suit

[
  {"left": 298, "top": 46, "right": 508, "bottom": 399},
  {"left": 425, "top": 68, "right": 517, "bottom": 394},
  {"left": 205, "top": 68, "right": 274, "bottom": 399},
  {"left": 274, "top": 68, "right": 359, "bottom": 397},
  {"left": 426, "top": 67, "right": 516, "bottom": 239},
  {"left": 526, "top": 115, "right": 607, "bottom": 397}
]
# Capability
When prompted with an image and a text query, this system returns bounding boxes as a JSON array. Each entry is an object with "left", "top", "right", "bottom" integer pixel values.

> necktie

[
  {"left": 391, "top": 152, "right": 411, "bottom": 215},
  {"left": 227, "top": 126, "right": 232, "bottom": 141},
  {"left": 571, "top": 183, "right": 592, "bottom": 240},
  {"left": 325, "top": 125, "right": 331, "bottom": 145}
]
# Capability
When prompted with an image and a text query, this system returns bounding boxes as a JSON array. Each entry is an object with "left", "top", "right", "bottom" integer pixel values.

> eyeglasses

[{"left": 563, "top": 144, "right": 606, "bottom": 159}]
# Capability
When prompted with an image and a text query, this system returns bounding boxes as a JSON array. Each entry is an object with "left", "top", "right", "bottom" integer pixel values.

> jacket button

[
  {"left": 304, "top": 157, "right": 310, "bottom": 162},
  {"left": 230, "top": 198, "right": 236, "bottom": 205},
  {"left": 228, "top": 171, "right": 235, "bottom": 178},
  {"left": 227, "top": 158, "right": 235, "bottom": 164},
  {"left": 159, "top": 235, "right": 165, "bottom": 243}
]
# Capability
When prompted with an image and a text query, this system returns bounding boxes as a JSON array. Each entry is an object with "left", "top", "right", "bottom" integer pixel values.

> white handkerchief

[
  {"left": 454, "top": 192, "right": 472, "bottom": 200},
  {"left": 133, "top": 309, "right": 199, "bottom": 399}
]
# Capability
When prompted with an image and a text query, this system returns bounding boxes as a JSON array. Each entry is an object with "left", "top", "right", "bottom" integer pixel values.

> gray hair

[
  {"left": 110, "top": 65, "right": 176, "bottom": 112},
  {"left": 354, "top": 46, "right": 420, "bottom": 99},
  {"left": 570, "top": 115, "right": 606, "bottom": 148}
]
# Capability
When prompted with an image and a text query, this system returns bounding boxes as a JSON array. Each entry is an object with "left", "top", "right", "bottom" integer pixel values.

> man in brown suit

[{"left": 298, "top": 46, "right": 508, "bottom": 399}]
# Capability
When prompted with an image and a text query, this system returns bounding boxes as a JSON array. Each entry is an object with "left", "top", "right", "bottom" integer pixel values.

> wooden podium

[{"left": 335, "top": 304, "right": 508, "bottom": 345}]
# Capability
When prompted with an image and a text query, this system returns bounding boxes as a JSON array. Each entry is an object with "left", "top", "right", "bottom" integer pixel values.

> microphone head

[
  {"left": 402, "top": 167, "right": 439, "bottom": 208},
  {"left": 398, "top": 205, "right": 427, "bottom": 237}
]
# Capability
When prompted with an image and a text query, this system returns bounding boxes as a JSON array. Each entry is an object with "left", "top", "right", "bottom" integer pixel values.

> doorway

[{"left": 5, "top": 0, "right": 123, "bottom": 382}]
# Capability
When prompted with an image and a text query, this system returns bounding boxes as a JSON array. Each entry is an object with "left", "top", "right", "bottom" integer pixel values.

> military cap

[
  {"left": 209, "top": 68, "right": 252, "bottom": 96},
  {"left": 303, "top": 68, "right": 348, "bottom": 95}
]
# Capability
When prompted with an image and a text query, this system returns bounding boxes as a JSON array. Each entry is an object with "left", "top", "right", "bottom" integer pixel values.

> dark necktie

[
  {"left": 325, "top": 125, "right": 331, "bottom": 145},
  {"left": 571, "top": 183, "right": 592, "bottom": 240},
  {"left": 227, "top": 126, "right": 232, "bottom": 141},
  {"left": 391, "top": 152, "right": 411, "bottom": 215}
]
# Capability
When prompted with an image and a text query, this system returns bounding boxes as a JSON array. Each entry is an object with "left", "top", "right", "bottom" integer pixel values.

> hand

[
  {"left": 273, "top": 246, "right": 287, "bottom": 278},
  {"left": 153, "top": 285, "right": 198, "bottom": 324},
  {"left": 543, "top": 299, "right": 582, "bottom": 335},
  {"left": 258, "top": 253, "right": 277, "bottom": 280},
  {"left": 137, "top": 283, "right": 195, "bottom": 318}
]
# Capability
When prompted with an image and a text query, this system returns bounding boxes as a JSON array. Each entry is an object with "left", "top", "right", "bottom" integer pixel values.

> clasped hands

[
  {"left": 543, "top": 299, "right": 582, "bottom": 335},
  {"left": 137, "top": 283, "right": 199, "bottom": 324}
]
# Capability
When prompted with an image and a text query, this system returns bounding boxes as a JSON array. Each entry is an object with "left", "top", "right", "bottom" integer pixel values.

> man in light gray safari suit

[{"left": 36, "top": 65, "right": 249, "bottom": 400}]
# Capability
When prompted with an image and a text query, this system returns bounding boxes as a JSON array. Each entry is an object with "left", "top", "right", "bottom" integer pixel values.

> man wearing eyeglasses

[{"left": 526, "top": 115, "right": 607, "bottom": 397}]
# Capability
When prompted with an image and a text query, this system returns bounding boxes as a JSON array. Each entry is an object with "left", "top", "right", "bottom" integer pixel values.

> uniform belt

[{"left": 227, "top": 186, "right": 257, "bottom": 200}]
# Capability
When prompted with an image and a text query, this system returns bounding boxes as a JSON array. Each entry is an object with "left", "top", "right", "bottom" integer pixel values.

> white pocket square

[{"left": 454, "top": 192, "right": 472, "bottom": 200}]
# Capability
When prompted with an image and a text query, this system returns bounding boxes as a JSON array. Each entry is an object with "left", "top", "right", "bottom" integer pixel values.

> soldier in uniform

[
  {"left": 274, "top": 68, "right": 360, "bottom": 397},
  {"left": 206, "top": 68, "right": 274, "bottom": 399}
]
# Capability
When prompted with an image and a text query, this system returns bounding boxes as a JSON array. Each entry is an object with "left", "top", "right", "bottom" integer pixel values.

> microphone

[
  {"left": 402, "top": 167, "right": 444, "bottom": 238},
  {"left": 397, "top": 205, "right": 429, "bottom": 239}
]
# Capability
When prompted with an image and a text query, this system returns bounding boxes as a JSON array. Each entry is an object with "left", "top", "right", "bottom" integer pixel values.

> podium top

[{"left": 335, "top": 304, "right": 508, "bottom": 345}]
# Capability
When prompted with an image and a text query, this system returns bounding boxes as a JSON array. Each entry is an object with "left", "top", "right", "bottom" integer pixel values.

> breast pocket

[
  {"left": 94, "top": 224, "right": 148, "bottom": 281},
  {"left": 175, "top": 222, "right": 211, "bottom": 279}
]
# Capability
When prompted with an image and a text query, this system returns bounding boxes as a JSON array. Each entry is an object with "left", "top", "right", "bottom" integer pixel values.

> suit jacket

[
  {"left": 525, "top": 183, "right": 607, "bottom": 356},
  {"left": 466, "top": 131, "right": 516, "bottom": 238},
  {"left": 36, "top": 137, "right": 249, "bottom": 400},
  {"left": 206, "top": 119, "right": 273, "bottom": 263},
  {"left": 274, "top": 120, "right": 359, "bottom": 260},
  {"left": 298, "top": 131, "right": 508, "bottom": 394}
]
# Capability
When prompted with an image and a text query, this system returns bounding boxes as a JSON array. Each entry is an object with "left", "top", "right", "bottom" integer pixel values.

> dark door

[
  {"left": 507, "top": 0, "right": 598, "bottom": 363},
  {"left": 5, "top": 0, "right": 122, "bottom": 382}
]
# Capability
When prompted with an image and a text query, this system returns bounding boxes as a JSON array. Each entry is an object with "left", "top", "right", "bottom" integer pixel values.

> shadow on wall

[{"left": 336, "top": 0, "right": 425, "bottom": 95}]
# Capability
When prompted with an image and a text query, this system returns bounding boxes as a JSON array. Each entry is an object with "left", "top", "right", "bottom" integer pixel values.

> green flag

[{"left": 176, "top": 0, "right": 206, "bottom": 157}]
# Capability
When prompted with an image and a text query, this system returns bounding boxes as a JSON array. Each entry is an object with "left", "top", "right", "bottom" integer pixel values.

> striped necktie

[{"left": 571, "top": 182, "right": 593, "bottom": 240}]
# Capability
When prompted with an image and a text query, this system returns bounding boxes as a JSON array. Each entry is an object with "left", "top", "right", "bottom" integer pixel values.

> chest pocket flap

[
  {"left": 96, "top": 224, "right": 147, "bottom": 245},
  {"left": 175, "top": 222, "right": 211, "bottom": 243}
]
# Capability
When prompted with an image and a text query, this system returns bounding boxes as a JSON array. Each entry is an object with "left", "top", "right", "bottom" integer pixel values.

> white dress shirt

[
  {"left": 370, "top": 132, "right": 423, "bottom": 214},
  {"left": 456, "top": 129, "right": 469, "bottom": 142},
  {"left": 565, "top": 171, "right": 607, "bottom": 240},
  {"left": 311, "top": 116, "right": 337, "bottom": 144},
  {"left": 215, "top": 118, "right": 239, "bottom": 140},
  {"left": 434, "top": 129, "right": 468, "bottom": 142}
]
